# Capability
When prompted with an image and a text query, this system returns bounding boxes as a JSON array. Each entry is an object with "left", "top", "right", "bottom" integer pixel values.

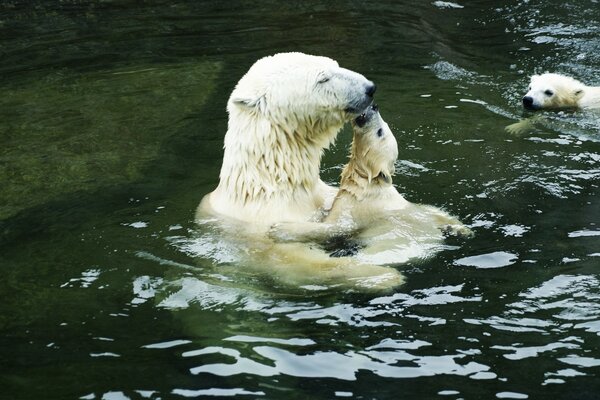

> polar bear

[
  {"left": 197, "top": 52, "right": 376, "bottom": 226},
  {"left": 506, "top": 73, "right": 600, "bottom": 135},
  {"left": 522, "top": 73, "right": 600, "bottom": 110},
  {"left": 269, "top": 105, "right": 471, "bottom": 265}
]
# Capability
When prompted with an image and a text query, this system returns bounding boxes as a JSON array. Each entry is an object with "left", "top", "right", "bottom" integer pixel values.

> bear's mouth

[
  {"left": 354, "top": 113, "right": 368, "bottom": 127},
  {"left": 353, "top": 103, "right": 378, "bottom": 128},
  {"left": 345, "top": 104, "right": 370, "bottom": 115},
  {"left": 523, "top": 103, "right": 541, "bottom": 111},
  {"left": 345, "top": 94, "right": 375, "bottom": 117}
]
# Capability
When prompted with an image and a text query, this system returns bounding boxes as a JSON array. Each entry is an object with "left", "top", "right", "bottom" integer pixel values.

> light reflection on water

[
  {"left": 128, "top": 265, "right": 600, "bottom": 393},
  {"left": 184, "top": 342, "right": 491, "bottom": 380},
  {"left": 137, "top": 276, "right": 491, "bottom": 381}
]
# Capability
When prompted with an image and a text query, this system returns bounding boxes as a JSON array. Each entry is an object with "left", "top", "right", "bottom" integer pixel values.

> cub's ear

[
  {"left": 530, "top": 74, "right": 540, "bottom": 82},
  {"left": 230, "top": 94, "right": 267, "bottom": 113}
]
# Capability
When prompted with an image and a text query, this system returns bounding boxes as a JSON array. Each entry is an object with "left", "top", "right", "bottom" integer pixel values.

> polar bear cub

[
  {"left": 522, "top": 73, "right": 600, "bottom": 110},
  {"left": 198, "top": 52, "right": 376, "bottom": 227},
  {"left": 270, "top": 105, "right": 471, "bottom": 264}
]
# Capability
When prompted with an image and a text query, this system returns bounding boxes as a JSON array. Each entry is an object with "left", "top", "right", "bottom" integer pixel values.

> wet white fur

[
  {"left": 269, "top": 108, "right": 471, "bottom": 265},
  {"left": 198, "top": 52, "right": 375, "bottom": 226},
  {"left": 524, "top": 73, "right": 600, "bottom": 110}
]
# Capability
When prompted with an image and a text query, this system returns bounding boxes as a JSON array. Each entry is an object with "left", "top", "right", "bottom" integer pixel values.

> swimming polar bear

[
  {"left": 269, "top": 105, "right": 472, "bottom": 266},
  {"left": 522, "top": 73, "right": 600, "bottom": 111},
  {"left": 191, "top": 53, "right": 406, "bottom": 290},
  {"left": 507, "top": 73, "right": 600, "bottom": 135},
  {"left": 197, "top": 52, "right": 376, "bottom": 227}
]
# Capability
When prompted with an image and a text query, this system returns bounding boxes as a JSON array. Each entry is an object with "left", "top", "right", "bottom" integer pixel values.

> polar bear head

[
  {"left": 228, "top": 52, "right": 376, "bottom": 141},
  {"left": 351, "top": 104, "right": 398, "bottom": 184},
  {"left": 522, "top": 73, "right": 585, "bottom": 110}
]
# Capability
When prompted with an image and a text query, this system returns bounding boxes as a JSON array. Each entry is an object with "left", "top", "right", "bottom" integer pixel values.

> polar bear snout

[
  {"left": 365, "top": 82, "right": 377, "bottom": 98},
  {"left": 336, "top": 66, "right": 376, "bottom": 116},
  {"left": 522, "top": 95, "right": 536, "bottom": 109},
  {"left": 345, "top": 80, "right": 376, "bottom": 115}
]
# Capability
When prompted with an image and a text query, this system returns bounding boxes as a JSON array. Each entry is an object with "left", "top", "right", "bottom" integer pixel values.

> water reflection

[
  {"left": 184, "top": 342, "right": 491, "bottom": 380},
  {"left": 166, "top": 222, "right": 411, "bottom": 291},
  {"left": 463, "top": 273, "right": 600, "bottom": 386},
  {"left": 172, "top": 388, "right": 266, "bottom": 397},
  {"left": 126, "top": 243, "right": 600, "bottom": 392},
  {"left": 454, "top": 251, "right": 518, "bottom": 269},
  {"left": 132, "top": 268, "right": 493, "bottom": 381}
]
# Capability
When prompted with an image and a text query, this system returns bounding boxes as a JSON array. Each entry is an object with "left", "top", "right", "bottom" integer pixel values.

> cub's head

[
  {"left": 228, "top": 52, "right": 375, "bottom": 141},
  {"left": 522, "top": 73, "right": 585, "bottom": 110},
  {"left": 351, "top": 104, "right": 398, "bottom": 184}
]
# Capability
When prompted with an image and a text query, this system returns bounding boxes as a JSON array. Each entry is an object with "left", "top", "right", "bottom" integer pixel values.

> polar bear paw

[{"left": 442, "top": 224, "right": 474, "bottom": 238}]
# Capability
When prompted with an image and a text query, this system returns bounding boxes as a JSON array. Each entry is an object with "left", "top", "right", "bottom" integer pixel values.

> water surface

[{"left": 1, "top": 1, "right": 599, "bottom": 399}]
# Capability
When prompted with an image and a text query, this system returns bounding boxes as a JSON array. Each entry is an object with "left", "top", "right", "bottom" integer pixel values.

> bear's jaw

[{"left": 338, "top": 159, "right": 393, "bottom": 202}]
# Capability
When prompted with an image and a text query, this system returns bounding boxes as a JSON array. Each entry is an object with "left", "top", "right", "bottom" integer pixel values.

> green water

[{"left": 1, "top": 1, "right": 599, "bottom": 399}]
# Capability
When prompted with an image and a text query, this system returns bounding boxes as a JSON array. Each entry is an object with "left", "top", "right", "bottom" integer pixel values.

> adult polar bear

[{"left": 198, "top": 52, "right": 376, "bottom": 226}]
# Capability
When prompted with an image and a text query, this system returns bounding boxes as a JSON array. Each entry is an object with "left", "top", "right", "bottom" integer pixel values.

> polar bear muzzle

[
  {"left": 522, "top": 95, "right": 538, "bottom": 110},
  {"left": 344, "top": 81, "right": 376, "bottom": 115}
]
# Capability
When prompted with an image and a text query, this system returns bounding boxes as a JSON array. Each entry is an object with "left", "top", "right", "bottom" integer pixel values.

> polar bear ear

[{"left": 231, "top": 94, "right": 267, "bottom": 114}]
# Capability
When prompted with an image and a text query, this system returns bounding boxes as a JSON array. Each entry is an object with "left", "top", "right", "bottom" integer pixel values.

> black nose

[
  {"left": 365, "top": 82, "right": 376, "bottom": 97},
  {"left": 522, "top": 96, "right": 533, "bottom": 107}
]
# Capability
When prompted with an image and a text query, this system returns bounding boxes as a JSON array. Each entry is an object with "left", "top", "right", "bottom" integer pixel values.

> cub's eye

[
  {"left": 317, "top": 76, "right": 330, "bottom": 84},
  {"left": 377, "top": 128, "right": 384, "bottom": 137},
  {"left": 544, "top": 89, "right": 554, "bottom": 96}
]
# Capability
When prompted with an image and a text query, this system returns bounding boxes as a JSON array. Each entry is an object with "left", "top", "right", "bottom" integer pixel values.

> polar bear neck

[
  {"left": 218, "top": 112, "right": 342, "bottom": 204},
  {"left": 338, "top": 158, "right": 390, "bottom": 201}
]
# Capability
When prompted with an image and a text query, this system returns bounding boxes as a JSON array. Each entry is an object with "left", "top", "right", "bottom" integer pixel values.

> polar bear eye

[
  {"left": 377, "top": 128, "right": 384, "bottom": 137},
  {"left": 544, "top": 89, "right": 554, "bottom": 96},
  {"left": 317, "top": 76, "right": 330, "bottom": 84}
]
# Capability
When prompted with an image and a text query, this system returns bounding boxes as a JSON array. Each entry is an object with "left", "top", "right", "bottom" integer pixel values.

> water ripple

[{"left": 184, "top": 344, "right": 491, "bottom": 381}]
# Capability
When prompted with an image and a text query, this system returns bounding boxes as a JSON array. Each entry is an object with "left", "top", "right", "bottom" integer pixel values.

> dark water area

[{"left": 1, "top": 1, "right": 599, "bottom": 399}]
